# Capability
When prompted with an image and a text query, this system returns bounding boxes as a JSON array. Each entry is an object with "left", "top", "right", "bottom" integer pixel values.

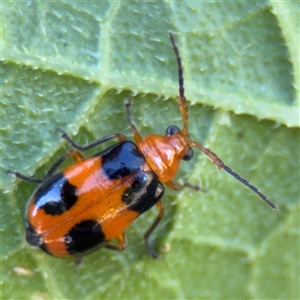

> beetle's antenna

[
  {"left": 170, "top": 33, "right": 189, "bottom": 136},
  {"left": 221, "top": 164, "right": 278, "bottom": 210},
  {"left": 169, "top": 33, "right": 184, "bottom": 99},
  {"left": 190, "top": 141, "right": 278, "bottom": 210},
  {"left": 125, "top": 96, "right": 143, "bottom": 145},
  {"left": 170, "top": 33, "right": 277, "bottom": 211}
]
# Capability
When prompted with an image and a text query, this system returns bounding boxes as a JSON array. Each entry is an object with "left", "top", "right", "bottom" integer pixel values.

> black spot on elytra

[
  {"left": 25, "top": 220, "right": 52, "bottom": 255},
  {"left": 34, "top": 173, "right": 77, "bottom": 215},
  {"left": 100, "top": 141, "right": 145, "bottom": 179},
  {"left": 122, "top": 172, "right": 164, "bottom": 214},
  {"left": 65, "top": 220, "right": 106, "bottom": 255},
  {"left": 25, "top": 220, "right": 43, "bottom": 247}
]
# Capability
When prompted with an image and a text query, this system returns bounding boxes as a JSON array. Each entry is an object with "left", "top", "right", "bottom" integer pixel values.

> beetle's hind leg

[
  {"left": 105, "top": 233, "right": 127, "bottom": 252},
  {"left": 144, "top": 200, "right": 165, "bottom": 259},
  {"left": 6, "top": 170, "right": 42, "bottom": 183},
  {"left": 7, "top": 150, "right": 83, "bottom": 183}
]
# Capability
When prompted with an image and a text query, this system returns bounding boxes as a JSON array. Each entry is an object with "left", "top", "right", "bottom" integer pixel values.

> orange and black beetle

[{"left": 8, "top": 33, "right": 277, "bottom": 260}]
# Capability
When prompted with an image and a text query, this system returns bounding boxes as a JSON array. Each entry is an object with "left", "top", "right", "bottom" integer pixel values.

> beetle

[{"left": 8, "top": 33, "right": 277, "bottom": 260}]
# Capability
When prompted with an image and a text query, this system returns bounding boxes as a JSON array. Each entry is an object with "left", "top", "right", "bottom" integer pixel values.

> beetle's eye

[
  {"left": 166, "top": 125, "right": 180, "bottom": 136},
  {"left": 183, "top": 147, "right": 193, "bottom": 161}
]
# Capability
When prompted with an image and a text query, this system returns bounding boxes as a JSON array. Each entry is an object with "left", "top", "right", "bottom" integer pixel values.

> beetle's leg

[
  {"left": 7, "top": 150, "right": 84, "bottom": 183},
  {"left": 125, "top": 97, "right": 143, "bottom": 145},
  {"left": 177, "top": 179, "right": 203, "bottom": 192},
  {"left": 6, "top": 170, "right": 42, "bottom": 183},
  {"left": 144, "top": 200, "right": 164, "bottom": 259},
  {"left": 105, "top": 233, "right": 127, "bottom": 252},
  {"left": 42, "top": 150, "right": 84, "bottom": 181},
  {"left": 73, "top": 256, "right": 83, "bottom": 273},
  {"left": 57, "top": 128, "right": 126, "bottom": 151},
  {"left": 165, "top": 179, "right": 202, "bottom": 191},
  {"left": 165, "top": 180, "right": 179, "bottom": 190}
]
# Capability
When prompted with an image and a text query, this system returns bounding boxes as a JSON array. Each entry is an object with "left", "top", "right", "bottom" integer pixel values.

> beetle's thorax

[{"left": 139, "top": 133, "right": 190, "bottom": 183}]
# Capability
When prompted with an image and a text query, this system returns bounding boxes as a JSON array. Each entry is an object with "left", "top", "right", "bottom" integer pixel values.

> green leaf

[{"left": 1, "top": 2, "right": 299, "bottom": 299}]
